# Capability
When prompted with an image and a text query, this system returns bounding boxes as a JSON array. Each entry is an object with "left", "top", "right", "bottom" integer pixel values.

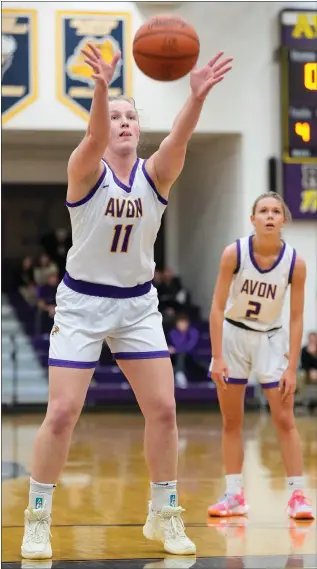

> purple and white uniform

[
  {"left": 49, "top": 158, "right": 169, "bottom": 368},
  {"left": 210, "top": 235, "right": 297, "bottom": 388}
]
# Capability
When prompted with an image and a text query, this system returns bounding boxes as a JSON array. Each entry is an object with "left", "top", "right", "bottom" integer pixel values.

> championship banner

[
  {"left": 1, "top": 9, "right": 38, "bottom": 124},
  {"left": 283, "top": 163, "right": 317, "bottom": 219},
  {"left": 57, "top": 11, "right": 132, "bottom": 121}
]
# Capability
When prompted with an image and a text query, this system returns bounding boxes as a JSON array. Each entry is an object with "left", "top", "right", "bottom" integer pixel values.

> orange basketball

[{"left": 133, "top": 16, "right": 200, "bottom": 81}]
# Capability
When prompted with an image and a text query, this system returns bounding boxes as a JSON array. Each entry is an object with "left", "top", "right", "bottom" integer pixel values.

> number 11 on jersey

[{"left": 111, "top": 224, "right": 133, "bottom": 253}]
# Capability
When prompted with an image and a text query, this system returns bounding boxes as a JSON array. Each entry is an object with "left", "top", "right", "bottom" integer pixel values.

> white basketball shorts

[
  {"left": 209, "top": 319, "right": 289, "bottom": 388},
  {"left": 48, "top": 280, "right": 169, "bottom": 369}
]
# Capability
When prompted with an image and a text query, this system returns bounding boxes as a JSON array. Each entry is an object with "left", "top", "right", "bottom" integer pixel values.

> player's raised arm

[
  {"left": 145, "top": 52, "right": 233, "bottom": 199},
  {"left": 67, "top": 44, "right": 121, "bottom": 203}
]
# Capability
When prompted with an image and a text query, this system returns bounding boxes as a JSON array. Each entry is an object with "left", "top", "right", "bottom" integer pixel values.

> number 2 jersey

[
  {"left": 224, "top": 235, "right": 296, "bottom": 332},
  {"left": 65, "top": 158, "right": 167, "bottom": 288}
]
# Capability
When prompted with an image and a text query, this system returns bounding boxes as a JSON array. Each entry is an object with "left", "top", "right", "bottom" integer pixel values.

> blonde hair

[
  {"left": 252, "top": 192, "right": 292, "bottom": 222},
  {"left": 108, "top": 95, "right": 136, "bottom": 107}
]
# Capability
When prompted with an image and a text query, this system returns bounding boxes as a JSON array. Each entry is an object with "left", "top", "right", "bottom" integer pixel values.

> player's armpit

[
  {"left": 66, "top": 137, "right": 106, "bottom": 204},
  {"left": 145, "top": 136, "right": 187, "bottom": 200}
]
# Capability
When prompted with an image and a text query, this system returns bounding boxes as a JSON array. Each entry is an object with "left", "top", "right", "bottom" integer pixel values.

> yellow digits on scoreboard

[
  {"left": 295, "top": 122, "right": 311, "bottom": 143},
  {"left": 304, "top": 62, "right": 317, "bottom": 91}
]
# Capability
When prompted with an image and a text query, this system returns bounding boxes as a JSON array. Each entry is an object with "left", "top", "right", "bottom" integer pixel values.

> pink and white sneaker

[
  {"left": 287, "top": 490, "right": 315, "bottom": 520},
  {"left": 207, "top": 490, "right": 249, "bottom": 517}
]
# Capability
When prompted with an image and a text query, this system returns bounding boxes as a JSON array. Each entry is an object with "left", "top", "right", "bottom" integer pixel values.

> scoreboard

[{"left": 280, "top": 10, "right": 317, "bottom": 219}]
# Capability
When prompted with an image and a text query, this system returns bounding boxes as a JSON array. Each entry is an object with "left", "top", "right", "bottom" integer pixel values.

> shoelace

[
  {"left": 25, "top": 517, "right": 51, "bottom": 544},
  {"left": 160, "top": 508, "right": 187, "bottom": 539},
  {"left": 218, "top": 493, "right": 244, "bottom": 508},
  {"left": 288, "top": 491, "right": 312, "bottom": 508}
]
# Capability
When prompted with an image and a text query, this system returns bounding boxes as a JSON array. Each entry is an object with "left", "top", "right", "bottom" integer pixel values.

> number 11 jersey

[{"left": 65, "top": 158, "right": 167, "bottom": 288}]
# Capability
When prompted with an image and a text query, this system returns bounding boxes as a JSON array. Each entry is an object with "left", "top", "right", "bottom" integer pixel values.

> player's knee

[
  {"left": 222, "top": 414, "right": 243, "bottom": 433},
  {"left": 273, "top": 410, "right": 295, "bottom": 433},
  {"left": 150, "top": 399, "right": 177, "bottom": 428},
  {"left": 46, "top": 399, "right": 81, "bottom": 435}
]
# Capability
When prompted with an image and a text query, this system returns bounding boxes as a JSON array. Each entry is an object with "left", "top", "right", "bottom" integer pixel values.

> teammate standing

[{"left": 208, "top": 192, "right": 314, "bottom": 520}]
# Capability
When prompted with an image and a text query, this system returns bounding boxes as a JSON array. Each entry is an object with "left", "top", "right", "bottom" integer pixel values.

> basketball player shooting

[{"left": 21, "top": 42, "right": 233, "bottom": 559}]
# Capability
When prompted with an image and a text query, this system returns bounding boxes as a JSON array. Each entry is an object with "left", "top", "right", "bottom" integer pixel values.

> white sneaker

[
  {"left": 21, "top": 506, "right": 52, "bottom": 559},
  {"left": 143, "top": 502, "right": 196, "bottom": 555}
]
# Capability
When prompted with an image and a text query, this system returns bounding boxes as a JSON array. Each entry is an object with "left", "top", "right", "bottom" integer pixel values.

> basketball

[{"left": 132, "top": 16, "right": 200, "bottom": 81}]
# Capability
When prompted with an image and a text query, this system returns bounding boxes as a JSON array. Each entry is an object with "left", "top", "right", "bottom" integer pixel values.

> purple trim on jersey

[
  {"left": 142, "top": 160, "right": 168, "bottom": 205},
  {"left": 113, "top": 350, "right": 170, "bottom": 360},
  {"left": 261, "top": 381, "right": 279, "bottom": 389},
  {"left": 48, "top": 358, "right": 98, "bottom": 369},
  {"left": 249, "top": 235, "right": 286, "bottom": 274},
  {"left": 288, "top": 249, "right": 297, "bottom": 284},
  {"left": 63, "top": 271, "right": 152, "bottom": 298},
  {"left": 66, "top": 163, "right": 107, "bottom": 208},
  {"left": 106, "top": 158, "right": 139, "bottom": 193},
  {"left": 233, "top": 239, "right": 241, "bottom": 274}
]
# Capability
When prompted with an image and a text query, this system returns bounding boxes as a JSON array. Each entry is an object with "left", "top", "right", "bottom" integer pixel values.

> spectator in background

[
  {"left": 36, "top": 271, "right": 59, "bottom": 333},
  {"left": 168, "top": 313, "right": 199, "bottom": 388},
  {"left": 301, "top": 332, "right": 317, "bottom": 384},
  {"left": 34, "top": 253, "right": 59, "bottom": 286},
  {"left": 41, "top": 227, "right": 72, "bottom": 277},
  {"left": 160, "top": 267, "right": 190, "bottom": 314},
  {"left": 18, "top": 256, "right": 37, "bottom": 305}
]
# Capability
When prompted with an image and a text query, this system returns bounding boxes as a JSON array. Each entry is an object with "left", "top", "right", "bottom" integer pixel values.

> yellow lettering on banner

[
  {"left": 2, "top": 85, "right": 26, "bottom": 97},
  {"left": 2, "top": 17, "right": 29, "bottom": 34},
  {"left": 292, "top": 14, "right": 317, "bottom": 38},
  {"left": 68, "top": 87, "right": 93, "bottom": 98},
  {"left": 300, "top": 190, "right": 317, "bottom": 213},
  {"left": 70, "top": 19, "right": 119, "bottom": 36}
]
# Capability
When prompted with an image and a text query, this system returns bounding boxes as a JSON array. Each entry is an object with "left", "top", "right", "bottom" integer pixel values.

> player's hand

[
  {"left": 190, "top": 51, "right": 233, "bottom": 102},
  {"left": 279, "top": 367, "right": 297, "bottom": 402},
  {"left": 210, "top": 357, "right": 229, "bottom": 391},
  {"left": 81, "top": 42, "right": 121, "bottom": 87}
]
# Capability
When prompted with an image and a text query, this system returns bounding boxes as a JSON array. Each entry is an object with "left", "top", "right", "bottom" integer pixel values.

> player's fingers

[
  {"left": 81, "top": 48, "right": 97, "bottom": 61},
  {"left": 213, "top": 57, "right": 233, "bottom": 73},
  {"left": 214, "top": 65, "right": 232, "bottom": 79},
  {"left": 111, "top": 50, "right": 121, "bottom": 68},
  {"left": 87, "top": 42, "right": 101, "bottom": 59},
  {"left": 224, "top": 366, "right": 229, "bottom": 380},
  {"left": 84, "top": 59, "right": 100, "bottom": 73},
  {"left": 207, "top": 51, "right": 225, "bottom": 68}
]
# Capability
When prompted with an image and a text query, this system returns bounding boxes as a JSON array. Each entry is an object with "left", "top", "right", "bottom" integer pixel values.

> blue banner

[{"left": 56, "top": 11, "right": 132, "bottom": 121}]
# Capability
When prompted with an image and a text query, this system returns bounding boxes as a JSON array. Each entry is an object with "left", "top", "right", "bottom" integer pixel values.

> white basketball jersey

[
  {"left": 65, "top": 158, "right": 167, "bottom": 287},
  {"left": 224, "top": 235, "right": 296, "bottom": 331}
]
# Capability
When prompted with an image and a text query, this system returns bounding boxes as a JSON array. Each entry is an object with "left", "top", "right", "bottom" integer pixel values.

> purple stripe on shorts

[
  {"left": 227, "top": 377, "right": 248, "bottom": 384},
  {"left": 288, "top": 248, "right": 297, "bottom": 284},
  {"left": 113, "top": 350, "right": 170, "bottom": 360},
  {"left": 63, "top": 272, "right": 152, "bottom": 298},
  {"left": 66, "top": 163, "right": 106, "bottom": 207},
  {"left": 142, "top": 160, "right": 168, "bottom": 205},
  {"left": 207, "top": 373, "right": 248, "bottom": 384},
  {"left": 261, "top": 381, "right": 279, "bottom": 389},
  {"left": 233, "top": 239, "right": 241, "bottom": 274},
  {"left": 48, "top": 358, "right": 98, "bottom": 369}
]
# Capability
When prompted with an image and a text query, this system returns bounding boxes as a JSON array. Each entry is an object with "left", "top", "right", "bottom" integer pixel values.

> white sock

[
  {"left": 151, "top": 480, "right": 178, "bottom": 511},
  {"left": 287, "top": 476, "right": 304, "bottom": 492},
  {"left": 29, "top": 477, "right": 56, "bottom": 514},
  {"left": 225, "top": 474, "right": 243, "bottom": 495}
]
